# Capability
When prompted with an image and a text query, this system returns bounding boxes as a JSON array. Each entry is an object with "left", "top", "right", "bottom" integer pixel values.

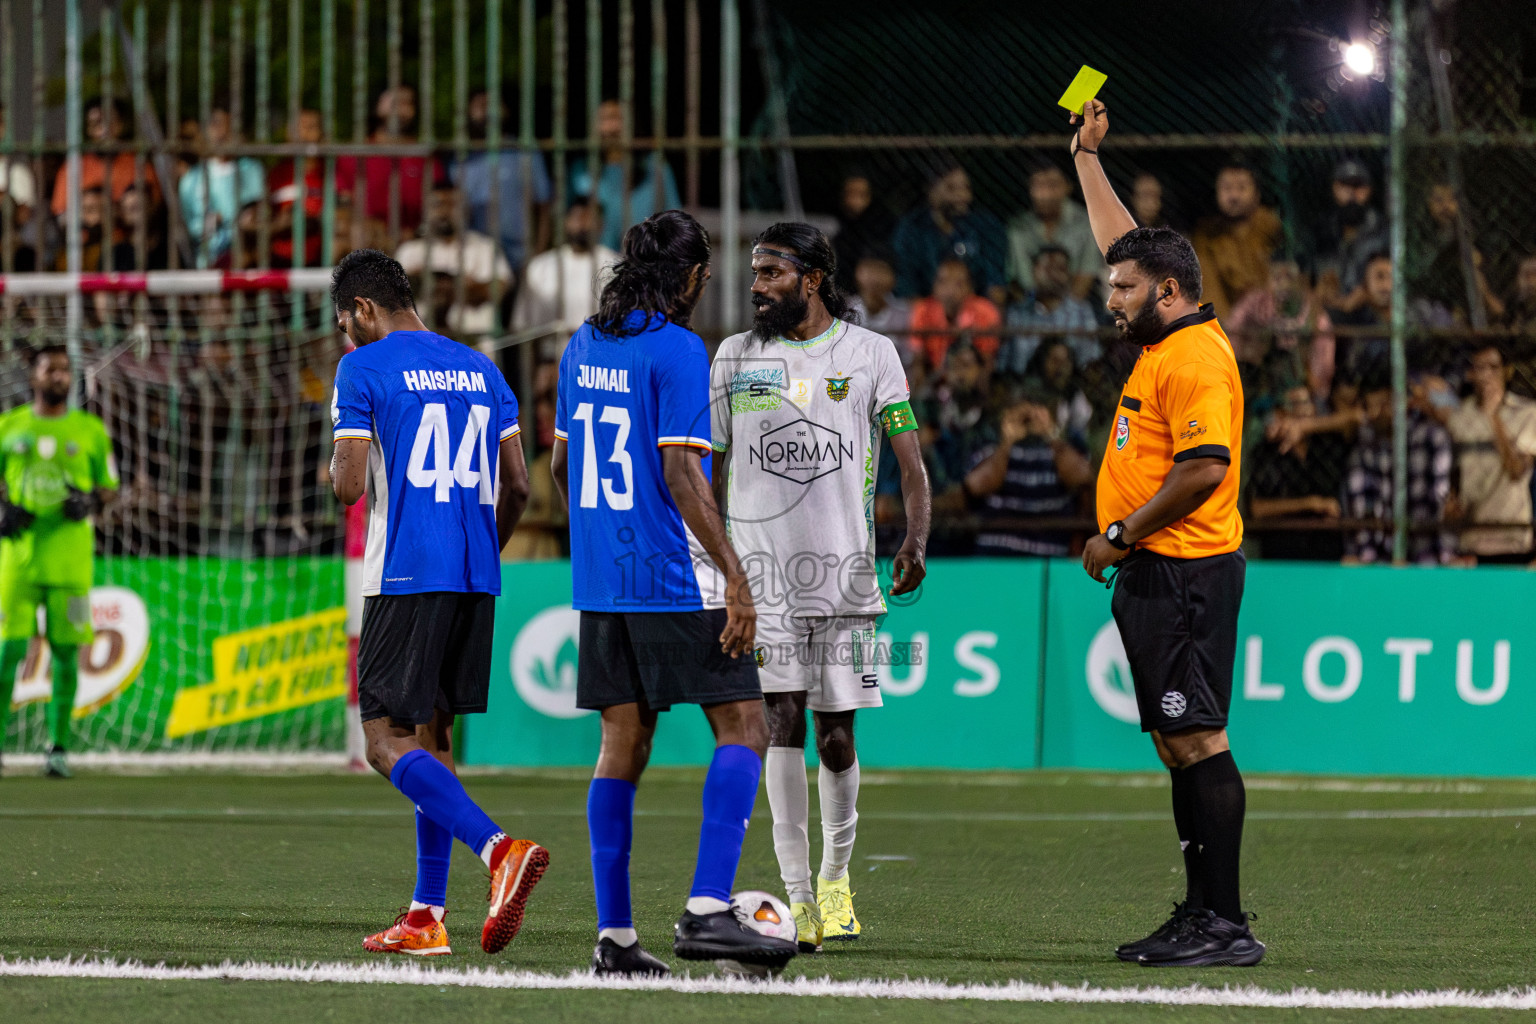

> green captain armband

[{"left": 880, "top": 400, "right": 918, "bottom": 437}]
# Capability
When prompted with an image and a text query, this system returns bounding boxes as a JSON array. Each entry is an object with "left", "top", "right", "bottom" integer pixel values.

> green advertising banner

[
  {"left": 14, "top": 553, "right": 1531, "bottom": 776},
  {"left": 5, "top": 557, "right": 347, "bottom": 752},
  {"left": 1042, "top": 560, "right": 1536, "bottom": 776},
  {"left": 464, "top": 559, "right": 1044, "bottom": 769}
]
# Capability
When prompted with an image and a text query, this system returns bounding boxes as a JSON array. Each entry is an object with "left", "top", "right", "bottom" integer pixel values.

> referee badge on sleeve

[{"left": 1115, "top": 414, "right": 1130, "bottom": 451}]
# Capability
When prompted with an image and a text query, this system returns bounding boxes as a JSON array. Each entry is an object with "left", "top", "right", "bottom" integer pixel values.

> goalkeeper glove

[
  {"left": 0, "top": 499, "right": 34, "bottom": 538},
  {"left": 62, "top": 484, "right": 98, "bottom": 522}
]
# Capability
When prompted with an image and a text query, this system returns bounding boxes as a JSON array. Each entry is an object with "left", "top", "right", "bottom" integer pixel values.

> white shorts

[{"left": 753, "top": 613, "right": 884, "bottom": 712}]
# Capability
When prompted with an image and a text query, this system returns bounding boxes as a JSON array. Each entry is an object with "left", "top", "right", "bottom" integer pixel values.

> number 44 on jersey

[{"left": 406, "top": 402, "right": 496, "bottom": 504}]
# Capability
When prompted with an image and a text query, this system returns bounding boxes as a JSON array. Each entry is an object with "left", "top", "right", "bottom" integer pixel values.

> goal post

[{"left": 1, "top": 270, "right": 366, "bottom": 764}]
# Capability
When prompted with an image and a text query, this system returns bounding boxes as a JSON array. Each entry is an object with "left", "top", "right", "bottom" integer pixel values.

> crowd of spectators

[
  {"left": 845, "top": 155, "right": 1536, "bottom": 565},
  {"left": 0, "top": 88, "right": 625, "bottom": 356},
  {"left": 9, "top": 86, "right": 1536, "bottom": 565}
]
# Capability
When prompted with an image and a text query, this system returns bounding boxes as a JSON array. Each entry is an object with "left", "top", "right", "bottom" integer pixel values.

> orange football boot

[
  {"left": 362, "top": 910, "right": 453, "bottom": 956},
  {"left": 481, "top": 838, "right": 550, "bottom": 953}
]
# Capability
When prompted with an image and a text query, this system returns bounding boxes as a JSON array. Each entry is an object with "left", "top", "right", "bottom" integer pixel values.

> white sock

[
  {"left": 765, "top": 746, "right": 814, "bottom": 903},
  {"left": 686, "top": 896, "right": 731, "bottom": 915},
  {"left": 598, "top": 927, "right": 638, "bottom": 947},
  {"left": 819, "top": 758, "right": 860, "bottom": 882},
  {"left": 479, "top": 832, "right": 508, "bottom": 868},
  {"left": 408, "top": 900, "right": 445, "bottom": 922}
]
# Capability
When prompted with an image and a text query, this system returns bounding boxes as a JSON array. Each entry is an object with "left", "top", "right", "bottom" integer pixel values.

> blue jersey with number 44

[
  {"left": 555, "top": 313, "right": 722, "bottom": 611},
  {"left": 332, "top": 330, "right": 519, "bottom": 596}
]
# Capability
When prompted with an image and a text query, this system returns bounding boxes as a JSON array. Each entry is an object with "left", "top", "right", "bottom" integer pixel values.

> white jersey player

[{"left": 710, "top": 223, "right": 931, "bottom": 951}]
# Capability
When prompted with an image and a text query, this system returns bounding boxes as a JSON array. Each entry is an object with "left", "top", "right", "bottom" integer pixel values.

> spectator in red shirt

[
  {"left": 51, "top": 97, "right": 160, "bottom": 225},
  {"left": 335, "top": 85, "right": 441, "bottom": 241},
  {"left": 908, "top": 257, "right": 1002, "bottom": 372},
  {"left": 269, "top": 109, "right": 325, "bottom": 267}
]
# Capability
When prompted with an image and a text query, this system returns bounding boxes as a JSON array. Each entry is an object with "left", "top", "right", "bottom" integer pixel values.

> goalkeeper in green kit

[{"left": 0, "top": 346, "right": 117, "bottom": 778}]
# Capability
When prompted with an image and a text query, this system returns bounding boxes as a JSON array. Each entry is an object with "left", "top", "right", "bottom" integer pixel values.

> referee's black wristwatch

[{"left": 1104, "top": 520, "right": 1131, "bottom": 550}]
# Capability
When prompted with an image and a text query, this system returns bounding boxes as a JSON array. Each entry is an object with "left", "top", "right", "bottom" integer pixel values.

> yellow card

[{"left": 1056, "top": 65, "right": 1108, "bottom": 112}]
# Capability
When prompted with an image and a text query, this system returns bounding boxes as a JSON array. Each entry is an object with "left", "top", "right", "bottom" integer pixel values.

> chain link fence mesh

[{"left": 0, "top": 0, "right": 1531, "bottom": 563}]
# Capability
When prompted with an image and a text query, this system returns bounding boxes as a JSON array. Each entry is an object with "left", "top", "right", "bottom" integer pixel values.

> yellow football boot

[
  {"left": 817, "top": 874, "right": 861, "bottom": 941},
  {"left": 790, "top": 900, "right": 823, "bottom": 953},
  {"left": 362, "top": 911, "right": 453, "bottom": 956}
]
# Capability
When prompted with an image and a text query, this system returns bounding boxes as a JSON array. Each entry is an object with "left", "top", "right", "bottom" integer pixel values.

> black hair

[
  {"left": 1023, "top": 335, "right": 1077, "bottom": 379},
  {"left": 1469, "top": 339, "right": 1509, "bottom": 365},
  {"left": 1364, "top": 249, "right": 1391, "bottom": 268},
  {"left": 859, "top": 244, "right": 897, "bottom": 269},
  {"left": 331, "top": 248, "right": 417, "bottom": 314},
  {"left": 920, "top": 151, "right": 964, "bottom": 189},
  {"left": 84, "top": 96, "right": 128, "bottom": 118},
  {"left": 31, "top": 344, "right": 69, "bottom": 369},
  {"left": 589, "top": 209, "right": 711, "bottom": 337},
  {"left": 934, "top": 256, "right": 973, "bottom": 287},
  {"left": 1217, "top": 157, "right": 1257, "bottom": 179},
  {"left": 1103, "top": 227, "right": 1203, "bottom": 303},
  {"left": 1359, "top": 370, "right": 1392, "bottom": 395},
  {"left": 566, "top": 195, "right": 595, "bottom": 214},
  {"left": 1025, "top": 158, "right": 1068, "bottom": 181},
  {"left": 754, "top": 221, "right": 858, "bottom": 323},
  {"left": 1031, "top": 243, "right": 1071, "bottom": 264}
]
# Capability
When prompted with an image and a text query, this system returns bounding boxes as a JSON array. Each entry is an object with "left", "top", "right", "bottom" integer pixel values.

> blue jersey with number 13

[
  {"left": 555, "top": 313, "right": 720, "bottom": 612},
  {"left": 332, "top": 330, "right": 519, "bottom": 596}
]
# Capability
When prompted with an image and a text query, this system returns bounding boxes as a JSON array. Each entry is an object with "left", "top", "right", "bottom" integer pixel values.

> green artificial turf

[{"left": 3, "top": 768, "right": 1533, "bottom": 1022}]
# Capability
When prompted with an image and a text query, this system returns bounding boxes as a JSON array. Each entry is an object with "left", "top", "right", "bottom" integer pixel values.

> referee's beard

[{"left": 1114, "top": 290, "right": 1165, "bottom": 348}]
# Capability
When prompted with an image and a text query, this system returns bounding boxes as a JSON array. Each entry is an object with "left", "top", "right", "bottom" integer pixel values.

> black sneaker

[
  {"left": 1137, "top": 909, "right": 1265, "bottom": 967},
  {"left": 1115, "top": 902, "right": 1193, "bottom": 962},
  {"left": 673, "top": 909, "right": 797, "bottom": 968},
  {"left": 591, "top": 937, "right": 670, "bottom": 977}
]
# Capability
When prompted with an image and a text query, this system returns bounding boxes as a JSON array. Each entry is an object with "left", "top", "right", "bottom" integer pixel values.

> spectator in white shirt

[
  {"left": 395, "top": 183, "right": 512, "bottom": 340},
  {"left": 0, "top": 103, "right": 36, "bottom": 213},
  {"left": 512, "top": 197, "right": 620, "bottom": 361}
]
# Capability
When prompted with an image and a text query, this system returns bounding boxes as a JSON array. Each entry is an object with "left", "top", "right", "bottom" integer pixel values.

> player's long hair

[
  {"left": 753, "top": 222, "right": 859, "bottom": 325},
  {"left": 590, "top": 209, "right": 711, "bottom": 337}
]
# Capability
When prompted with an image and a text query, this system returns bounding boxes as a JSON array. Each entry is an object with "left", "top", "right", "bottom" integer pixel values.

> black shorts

[
  {"left": 357, "top": 592, "right": 495, "bottom": 726},
  {"left": 576, "top": 608, "right": 761, "bottom": 712},
  {"left": 1110, "top": 548, "right": 1245, "bottom": 734}
]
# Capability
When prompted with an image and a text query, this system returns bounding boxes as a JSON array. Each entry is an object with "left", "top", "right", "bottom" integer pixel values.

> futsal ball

[{"left": 715, "top": 890, "right": 797, "bottom": 980}]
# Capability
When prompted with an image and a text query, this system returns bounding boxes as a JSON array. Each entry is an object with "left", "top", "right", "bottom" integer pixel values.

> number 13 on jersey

[{"left": 571, "top": 402, "right": 633, "bottom": 510}]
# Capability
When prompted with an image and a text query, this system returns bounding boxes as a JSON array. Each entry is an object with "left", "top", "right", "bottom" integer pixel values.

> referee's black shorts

[
  {"left": 1110, "top": 548, "right": 1245, "bottom": 734},
  {"left": 357, "top": 591, "right": 495, "bottom": 726},
  {"left": 576, "top": 608, "right": 761, "bottom": 712}
]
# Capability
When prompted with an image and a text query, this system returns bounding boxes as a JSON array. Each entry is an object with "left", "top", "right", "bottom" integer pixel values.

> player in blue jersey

[
  {"left": 551, "top": 210, "right": 797, "bottom": 977},
  {"left": 329, "top": 249, "right": 547, "bottom": 959}
]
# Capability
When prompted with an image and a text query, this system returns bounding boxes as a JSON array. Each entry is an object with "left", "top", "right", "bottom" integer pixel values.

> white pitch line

[
  {"left": 1, "top": 957, "right": 1532, "bottom": 1010},
  {"left": 2, "top": 806, "right": 1532, "bottom": 823}
]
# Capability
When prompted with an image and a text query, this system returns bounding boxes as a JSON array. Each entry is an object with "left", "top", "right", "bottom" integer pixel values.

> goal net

[{"left": 2, "top": 271, "right": 360, "bottom": 758}]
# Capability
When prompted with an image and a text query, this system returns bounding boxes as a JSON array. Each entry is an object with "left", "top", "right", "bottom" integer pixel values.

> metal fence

[{"left": 1, "top": 0, "right": 1532, "bottom": 563}]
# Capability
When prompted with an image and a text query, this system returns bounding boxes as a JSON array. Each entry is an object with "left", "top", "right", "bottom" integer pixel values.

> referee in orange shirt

[{"left": 1070, "top": 99, "right": 1263, "bottom": 968}]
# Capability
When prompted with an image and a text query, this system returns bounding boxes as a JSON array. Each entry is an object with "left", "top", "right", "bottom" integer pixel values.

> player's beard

[
  {"left": 1114, "top": 290, "right": 1165, "bottom": 347},
  {"left": 751, "top": 288, "right": 810, "bottom": 343},
  {"left": 38, "top": 382, "right": 70, "bottom": 406}
]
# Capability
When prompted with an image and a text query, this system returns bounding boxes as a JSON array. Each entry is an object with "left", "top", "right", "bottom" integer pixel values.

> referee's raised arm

[{"left": 1069, "top": 99, "right": 1138, "bottom": 256}]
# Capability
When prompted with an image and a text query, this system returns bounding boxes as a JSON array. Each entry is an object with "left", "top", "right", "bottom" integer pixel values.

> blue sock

[
  {"left": 689, "top": 744, "right": 762, "bottom": 902},
  {"left": 390, "top": 748, "right": 502, "bottom": 856},
  {"left": 588, "top": 778, "right": 637, "bottom": 930},
  {"left": 413, "top": 807, "right": 452, "bottom": 907}
]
